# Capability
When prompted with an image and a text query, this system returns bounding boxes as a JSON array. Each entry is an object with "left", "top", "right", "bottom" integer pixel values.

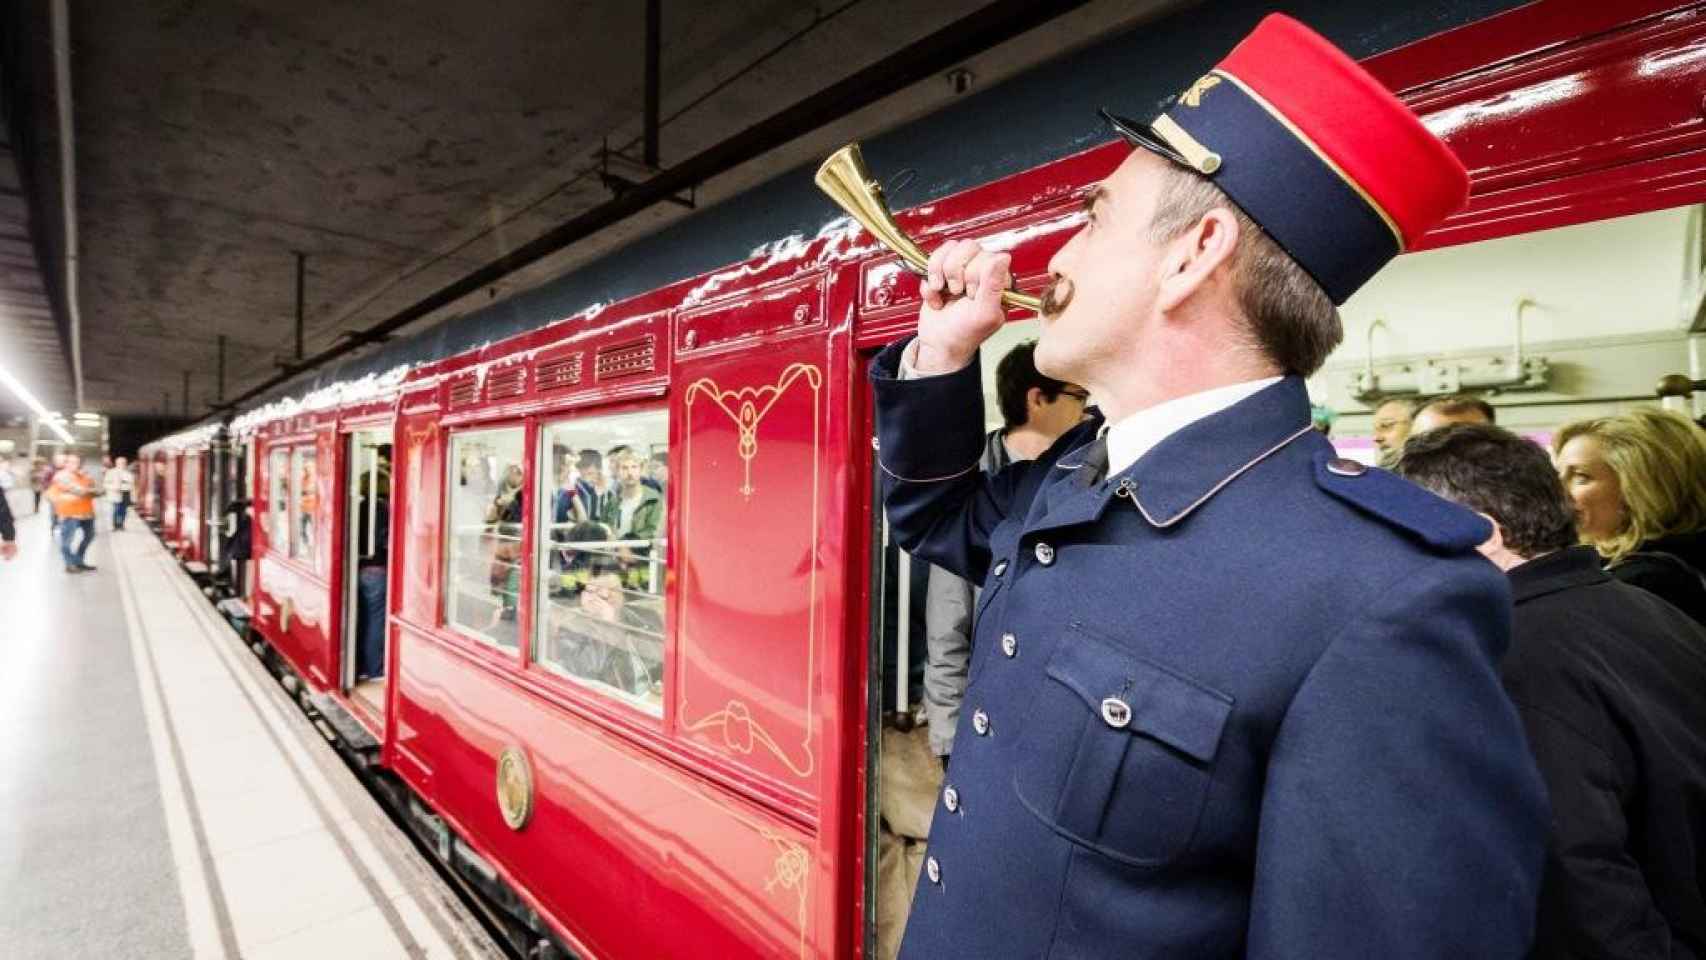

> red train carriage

[
  {"left": 169, "top": 3, "right": 1706, "bottom": 957},
  {"left": 140, "top": 426, "right": 218, "bottom": 565},
  {"left": 137, "top": 443, "right": 163, "bottom": 522}
]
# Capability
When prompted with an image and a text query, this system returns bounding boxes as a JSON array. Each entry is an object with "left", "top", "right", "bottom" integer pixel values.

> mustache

[{"left": 1040, "top": 276, "right": 1074, "bottom": 317}]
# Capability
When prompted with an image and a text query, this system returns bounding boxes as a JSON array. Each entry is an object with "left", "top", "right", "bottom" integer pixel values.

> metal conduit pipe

[
  {"left": 216, "top": 0, "right": 1095, "bottom": 412},
  {"left": 50, "top": 0, "right": 83, "bottom": 411}
]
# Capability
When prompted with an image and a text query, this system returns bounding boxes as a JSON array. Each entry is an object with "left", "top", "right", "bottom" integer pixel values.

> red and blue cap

[{"left": 1104, "top": 14, "right": 1469, "bottom": 304}]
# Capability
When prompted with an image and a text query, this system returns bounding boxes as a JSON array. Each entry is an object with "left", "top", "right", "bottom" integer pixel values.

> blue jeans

[
  {"left": 356, "top": 565, "right": 388, "bottom": 678},
  {"left": 113, "top": 495, "right": 130, "bottom": 529},
  {"left": 60, "top": 517, "right": 94, "bottom": 567}
]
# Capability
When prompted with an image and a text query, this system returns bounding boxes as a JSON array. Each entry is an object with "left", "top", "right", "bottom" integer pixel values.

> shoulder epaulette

[{"left": 1313, "top": 453, "right": 1490, "bottom": 552}]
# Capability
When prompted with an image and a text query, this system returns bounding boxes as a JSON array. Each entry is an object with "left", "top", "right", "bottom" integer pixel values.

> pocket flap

[{"left": 1046, "top": 630, "right": 1233, "bottom": 763}]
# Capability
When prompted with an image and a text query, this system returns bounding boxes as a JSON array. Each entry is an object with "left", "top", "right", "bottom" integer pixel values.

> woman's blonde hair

[{"left": 1552, "top": 407, "right": 1706, "bottom": 562}]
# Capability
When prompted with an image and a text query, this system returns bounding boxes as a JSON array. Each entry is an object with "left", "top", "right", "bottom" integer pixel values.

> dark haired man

[
  {"left": 923, "top": 339, "right": 1087, "bottom": 764},
  {"left": 871, "top": 15, "right": 1544, "bottom": 958},
  {"left": 1413, "top": 392, "right": 1496, "bottom": 434},
  {"left": 1396, "top": 424, "right": 1706, "bottom": 957},
  {"left": 574, "top": 449, "right": 605, "bottom": 519}
]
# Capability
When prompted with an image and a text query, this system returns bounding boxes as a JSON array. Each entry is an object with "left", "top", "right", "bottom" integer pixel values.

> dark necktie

[{"left": 1076, "top": 436, "right": 1110, "bottom": 487}]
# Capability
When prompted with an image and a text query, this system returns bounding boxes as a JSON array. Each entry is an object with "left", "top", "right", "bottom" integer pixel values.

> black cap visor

[{"left": 1099, "top": 108, "right": 1192, "bottom": 171}]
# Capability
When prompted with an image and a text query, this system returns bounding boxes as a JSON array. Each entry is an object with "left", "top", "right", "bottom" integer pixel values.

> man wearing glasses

[{"left": 923, "top": 340, "right": 1088, "bottom": 767}]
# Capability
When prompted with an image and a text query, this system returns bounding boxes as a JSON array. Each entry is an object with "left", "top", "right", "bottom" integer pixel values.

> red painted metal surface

[
  {"left": 178, "top": 452, "right": 204, "bottom": 562},
  {"left": 184, "top": 6, "right": 1706, "bottom": 957},
  {"left": 1376, "top": 1, "right": 1706, "bottom": 247},
  {"left": 161, "top": 450, "right": 180, "bottom": 539}
]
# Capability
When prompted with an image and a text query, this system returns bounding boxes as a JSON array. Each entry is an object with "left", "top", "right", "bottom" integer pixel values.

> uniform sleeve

[
  {"left": 1511, "top": 692, "right": 1684, "bottom": 957},
  {"left": 870, "top": 338, "right": 1040, "bottom": 584},
  {"left": 1246, "top": 556, "right": 1549, "bottom": 959}
]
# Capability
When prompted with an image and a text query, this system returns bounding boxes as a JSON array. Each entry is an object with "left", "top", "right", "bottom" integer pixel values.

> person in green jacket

[{"left": 597, "top": 450, "right": 662, "bottom": 541}]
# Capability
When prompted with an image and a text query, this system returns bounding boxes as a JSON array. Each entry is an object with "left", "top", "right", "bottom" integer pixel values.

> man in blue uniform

[{"left": 872, "top": 15, "right": 1547, "bottom": 958}]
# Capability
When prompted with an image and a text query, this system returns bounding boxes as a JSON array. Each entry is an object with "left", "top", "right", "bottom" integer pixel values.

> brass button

[
  {"left": 1326, "top": 457, "right": 1367, "bottom": 477},
  {"left": 1101, "top": 697, "right": 1133, "bottom": 729},
  {"left": 1000, "top": 633, "right": 1017, "bottom": 658},
  {"left": 972, "top": 709, "right": 990, "bottom": 736},
  {"left": 943, "top": 785, "right": 959, "bottom": 813},
  {"left": 926, "top": 856, "right": 941, "bottom": 884},
  {"left": 1034, "top": 542, "right": 1055, "bottom": 566}
]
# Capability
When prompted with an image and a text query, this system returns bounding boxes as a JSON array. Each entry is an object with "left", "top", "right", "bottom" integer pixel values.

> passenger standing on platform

[
  {"left": 0, "top": 476, "right": 15, "bottom": 560},
  {"left": 870, "top": 16, "right": 1545, "bottom": 958},
  {"left": 1412, "top": 392, "right": 1496, "bottom": 434},
  {"left": 1554, "top": 408, "right": 1706, "bottom": 628},
  {"left": 44, "top": 454, "right": 65, "bottom": 535},
  {"left": 104, "top": 456, "right": 135, "bottom": 530},
  {"left": 50, "top": 454, "right": 98, "bottom": 573},
  {"left": 1396, "top": 423, "right": 1706, "bottom": 957},
  {"left": 921, "top": 340, "right": 1087, "bottom": 767},
  {"left": 29, "top": 457, "right": 50, "bottom": 514},
  {"left": 1370, "top": 396, "right": 1418, "bottom": 466}
]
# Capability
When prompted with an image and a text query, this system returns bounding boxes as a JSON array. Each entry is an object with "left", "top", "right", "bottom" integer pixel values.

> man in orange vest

[{"left": 51, "top": 454, "right": 98, "bottom": 572}]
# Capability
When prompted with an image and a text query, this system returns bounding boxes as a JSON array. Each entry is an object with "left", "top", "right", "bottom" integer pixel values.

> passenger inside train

[
  {"left": 350, "top": 445, "right": 391, "bottom": 685},
  {"left": 535, "top": 412, "right": 668, "bottom": 713}
]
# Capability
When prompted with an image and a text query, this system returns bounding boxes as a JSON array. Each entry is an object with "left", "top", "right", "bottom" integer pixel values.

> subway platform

[{"left": 0, "top": 496, "right": 504, "bottom": 959}]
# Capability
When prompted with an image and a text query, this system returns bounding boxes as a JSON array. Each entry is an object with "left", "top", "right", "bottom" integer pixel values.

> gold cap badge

[{"left": 1179, "top": 74, "right": 1221, "bottom": 108}]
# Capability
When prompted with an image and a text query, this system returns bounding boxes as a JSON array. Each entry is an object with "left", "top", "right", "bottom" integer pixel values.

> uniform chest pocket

[{"left": 1011, "top": 625, "right": 1233, "bottom": 868}]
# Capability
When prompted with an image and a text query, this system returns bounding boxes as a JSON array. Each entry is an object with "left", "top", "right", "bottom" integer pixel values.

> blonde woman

[{"left": 1554, "top": 408, "right": 1706, "bottom": 626}]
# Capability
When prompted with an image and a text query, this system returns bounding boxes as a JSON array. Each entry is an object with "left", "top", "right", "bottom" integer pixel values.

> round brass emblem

[{"left": 495, "top": 747, "right": 534, "bottom": 831}]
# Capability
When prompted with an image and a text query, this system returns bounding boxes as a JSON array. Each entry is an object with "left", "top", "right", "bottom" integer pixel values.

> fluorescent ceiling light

[{"left": 0, "top": 366, "right": 74, "bottom": 443}]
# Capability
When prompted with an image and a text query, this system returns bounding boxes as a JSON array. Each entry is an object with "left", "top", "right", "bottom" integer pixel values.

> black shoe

[
  {"left": 64, "top": 565, "right": 77, "bottom": 573},
  {"left": 73, "top": 563, "right": 96, "bottom": 572}
]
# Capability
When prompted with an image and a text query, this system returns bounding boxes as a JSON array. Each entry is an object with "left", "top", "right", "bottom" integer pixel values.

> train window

[
  {"left": 533, "top": 411, "right": 668, "bottom": 713},
  {"left": 445, "top": 427, "right": 527, "bottom": 650},
  {"left": 290, "top": 446, "right": 319, "bottom": 568},
  {"left": 268, "top": 447, "right": 289, "bottom": 551}
]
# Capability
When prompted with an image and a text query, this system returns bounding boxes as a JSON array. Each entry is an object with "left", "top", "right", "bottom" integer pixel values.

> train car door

[{"left": 341, "top": 428, "right": 393, "bottom": 716}]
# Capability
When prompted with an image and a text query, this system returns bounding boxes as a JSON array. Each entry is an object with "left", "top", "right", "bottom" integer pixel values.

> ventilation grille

[
  {"left": 536, "top": 353, "right": 583, "bottom": 392},
  {"left": 447, "top": 377, "right": 478, "bottom": 407},
  {"left": 596, "top": 336, "right": 657, "bottom": 380},
  {"left": 486, "top": 366, "right": 526, "bottom": 400}
]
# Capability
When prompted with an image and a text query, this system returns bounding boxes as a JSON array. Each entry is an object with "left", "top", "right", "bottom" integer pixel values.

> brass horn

[{"left": 815, "top": 143, "right": 1042, "bottom": 313}]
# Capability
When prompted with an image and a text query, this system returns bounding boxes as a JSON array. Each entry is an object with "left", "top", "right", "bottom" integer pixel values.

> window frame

[
  {"left": 267, "top": 445, "right": 290, "bottom": 557},
  {"left": 529, "top": 407, "right": 671, "bottom": 720},
  {"left": 288, "top": 444, "right": 319, "bottom": 569},
  {"left": 441, "top": 424, "right": 532, "bottom": 654}
]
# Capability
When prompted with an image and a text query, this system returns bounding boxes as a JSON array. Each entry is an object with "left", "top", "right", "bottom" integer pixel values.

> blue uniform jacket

[{"left": 872, "top": 340, "right": 1547, "bottom": 958}]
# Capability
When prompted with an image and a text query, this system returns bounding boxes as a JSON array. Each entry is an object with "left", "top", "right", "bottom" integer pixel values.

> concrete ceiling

[{"left": 15, "top": 0, "right": 1168, "bottom": 418}]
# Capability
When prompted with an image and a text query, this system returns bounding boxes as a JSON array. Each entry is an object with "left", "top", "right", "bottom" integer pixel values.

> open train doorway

[
  {"left": 342, "top": 429, "right": 393, "bottom": 716},
  {"left": 865, "top": 319, "right": 1045, "bottom": 959}
]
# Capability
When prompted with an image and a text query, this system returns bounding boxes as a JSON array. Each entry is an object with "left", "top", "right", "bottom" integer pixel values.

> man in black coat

[
  {"left": 0, "top": 481, "right": 15, "bottom": 560},
  {"left": 1398, "top": 424, "right": 1706, "bottom": 958}
]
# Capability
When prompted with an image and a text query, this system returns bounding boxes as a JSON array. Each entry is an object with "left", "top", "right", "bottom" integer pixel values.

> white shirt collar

[{"left": 1102, "top": 377, "right": 1283, "bottom": 475}]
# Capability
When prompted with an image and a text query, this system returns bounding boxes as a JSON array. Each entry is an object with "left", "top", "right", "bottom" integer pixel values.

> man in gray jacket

[{"left": 921, "top": 340, "right": 1088, "bottom": 765}]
